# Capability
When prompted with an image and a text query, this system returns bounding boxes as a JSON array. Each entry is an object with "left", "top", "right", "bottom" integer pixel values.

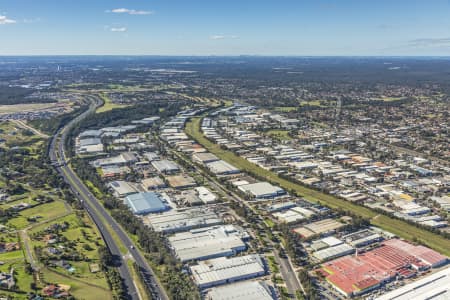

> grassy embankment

[{"left": 95, "top": 93, "right": 128, "bottom": 113}]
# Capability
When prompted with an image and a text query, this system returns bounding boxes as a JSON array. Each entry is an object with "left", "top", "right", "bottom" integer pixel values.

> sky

[{"left": 1, "top": 0, "right": 450, "bottom": 56}]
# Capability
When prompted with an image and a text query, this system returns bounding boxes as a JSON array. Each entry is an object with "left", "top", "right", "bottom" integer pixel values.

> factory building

[
  {"left": 206, "top": 160, "right": 240, "bottom": 175},
  {"left": 108, "top": 180, "right": 138, "bottom": 198},
  {"left": 140, "top": 176, "right": 166, "bottom": 190},
  {"left": 195, "top": 186, "right": 218, "bottom": 204},
  {"left": 206, "top": 281, "right": 275, "bottom": 300},
  {"left": 192, "top": 152, "right": 220, "bottom": 165},
  {"left": 190, "top": 254, "right": 266, "bottom": 289},
  {"left": 151, "top": 159, "right": 180, "bottom": 174},
  {"left": 238, "top": 182, "right": 286, "bottom": 199},
  {"left": 376, "top": 266, "right": 450, "bottom": 300},
  {"left": 145, "top": 207, "right": 223, "bottom": 233},
  {"left": 342, "top": 229, "right": 383, "bottom": 248},
  {"left": 321, "top": 239, "right": 448, "bottom": 297},
  {"left": 91, "top": 152, "right": 137, "bottom": 168},
  {"left": 168, "top": 225, "right": 248, "bottom": 262},
  {"left": 125, "top": 192, "right": 169, "bottom": 215},
  {"left": 313, "top": 243, "right": 354, "bottom": 262}
]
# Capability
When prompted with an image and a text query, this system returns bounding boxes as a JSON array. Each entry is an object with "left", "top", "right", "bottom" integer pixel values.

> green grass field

[
  {"left": 0, "top": 121, "right": 43, "bottom": 149},
  {"left": 29, "top": 213, "right": 110, "bottom": 296},
  {"left": 186, "top": 117, "right": 450, "bottom": 256},
  {"left": 266, "top": 129, "right": 293, "bottom": 140},
  {"left": 0, "top": 198, "right": 39, "bottom": 210},
  {"left": 264, "top": 218, "right": 275, "bottom": 228},
  {"left": 42, "top": 268, "right": 112, "bottom": 300},
  {"left": 30, "top": 213, "right": 104, "bottom": 260},
  {"left": 299, "top": 100, "right": 328, "bottom": 107},
  {"left": 274, "top": 106, "right": 298, "bottom": 112},
  {"left": 0, "top": 261, "right": 34, "bottom": 294},
  {"left": 29, "top": 213, "right": 81, "bottom": 234},
  {"left": 0, "top": 250, "right": 23, "bottom": 261},
  {"left": 96, "top": 93, "right": 128, "bottom": 113},
  {"left": 0, "top": 248, "right": 34, "bottom": 295},
  {"left": 6, "top": 200, "right": 68, "bottom": 229}
]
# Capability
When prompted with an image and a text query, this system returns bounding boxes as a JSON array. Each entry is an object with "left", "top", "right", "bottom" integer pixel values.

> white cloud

[
  {"left": 210, "top": 35, "right": 239, "bottom": 40},
  {"left": 110, "top": 27, "right": 127, "bottom": 32},
  {"left": 210, "top": 35, "right": 226, "bottom": 40},
  {"left": 108, "top": 8, "right": 153, "bottom": 15},
  {"left": 0, "top": 15, "right": 16, "bottom": 25}
]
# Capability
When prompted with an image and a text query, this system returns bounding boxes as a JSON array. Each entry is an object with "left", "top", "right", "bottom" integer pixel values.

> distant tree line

[{"left": 0, "top": 86, "right": 55, "bottom": 105}]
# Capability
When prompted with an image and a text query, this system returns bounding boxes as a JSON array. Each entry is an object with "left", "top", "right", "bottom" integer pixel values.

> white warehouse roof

[
  {"left": 151, "top": 159, "right": 180, "bottom": 173},
  {"left": 313, "top": 243, "right": 354, "bottom": 261},
  {"left": 168, "top": 225, "right": 247, "bottom": 262},
  {"left": 376, "top": 266, "right": 450, "bottom": 300},
  {"left": 207, "top": 281, "right": 275, "bottom": 300},
  {"left": 238, "top": 182, "right": 285, "bottom": 199},
  {"left": 190, "top": 254, "right": 266, "bottom": 289},
  {"left": 206, "top": 160, "right": 240, "bottom": 175},
  {"left": 195, "top": 186, "right": 218, "bottom": 204},
  {"left": 146, "top": 207, "right": 223, "bottom": 233}
]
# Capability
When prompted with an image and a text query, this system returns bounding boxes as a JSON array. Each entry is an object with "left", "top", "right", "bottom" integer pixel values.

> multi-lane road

[{"left": 49, "top": 96, "right": 168, "bottom": 300}]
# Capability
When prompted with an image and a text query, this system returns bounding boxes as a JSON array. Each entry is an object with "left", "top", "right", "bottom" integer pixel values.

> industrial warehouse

[
  {"left": 320, "top": 239, "right": 448, "bottom": 297},
  {"left": 124, "top": 192, "right": 170, "bottom": 215},
  {"left": 205, "top": 160, "right": 240, "bottom": 175},
  {"left": 190, "top": 254, "right": 267, "bottom": 289},
  {"left": 168, "top": 225, "right": 248, "bottom": 262},
  {"left": 145, "top": 207, "right": 223, "bottom": 233},
  {"left": 206, "top": 281, "right": 275, "bottom": 300},
  {"left": 151, "top": 159, "right": 180, "bottom": 174},
  {"left": 238, "top": 181, "right": 286, "bottom": 199},
  {"left": 375, "top": 265, "right": 450, "bottom": 300}
]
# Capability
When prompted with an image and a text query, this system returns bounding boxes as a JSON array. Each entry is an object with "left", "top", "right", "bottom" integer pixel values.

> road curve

[{"left": 49, "top": 96, "right": 168, "bottom": 300}]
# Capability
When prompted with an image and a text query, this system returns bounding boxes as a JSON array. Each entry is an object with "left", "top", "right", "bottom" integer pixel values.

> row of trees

[{"left": 98, "top": 246, "right": 128, "bottom": 299}]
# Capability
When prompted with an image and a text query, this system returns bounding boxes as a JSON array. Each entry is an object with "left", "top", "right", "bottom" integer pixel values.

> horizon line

[{"left": 1, "top": 54, "right": 450, "bottom": 58}]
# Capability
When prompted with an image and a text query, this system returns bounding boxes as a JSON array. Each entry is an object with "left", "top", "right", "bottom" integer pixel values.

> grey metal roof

[{"left": 125, "top": 192, "right": 168, "bottom": 214}]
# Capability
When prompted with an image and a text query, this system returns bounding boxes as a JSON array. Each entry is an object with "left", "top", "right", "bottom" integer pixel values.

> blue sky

[{"left": 1, "top": 0, "right": 450, "bottom": 55}]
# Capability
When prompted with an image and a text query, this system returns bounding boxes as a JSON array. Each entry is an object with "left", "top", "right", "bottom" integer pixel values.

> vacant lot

[
  {"left": 96, "top": 93, "right": 128, "bottom": 113},
  {"left": 186, "top": 117, "right": 450, "bottom": 256},
  {"left": 266, "top": 129, "right": 292, "bottom": 140},
  {"left": 42, "top": 268, "right": 112, "bottom": 300},
  {"left": 0, "top": 121, "right": 42, "bottom": 148},
  {"left": 0, "top": 103, "right": 56, "bottom": 114},
  {"left": 6, "top": 200, "right": 68, "bottom": 229}
]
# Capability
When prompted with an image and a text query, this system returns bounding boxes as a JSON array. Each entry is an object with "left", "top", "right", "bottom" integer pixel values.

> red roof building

[{"left": 321, "top": 239, "right": 448, "bottom": 297}]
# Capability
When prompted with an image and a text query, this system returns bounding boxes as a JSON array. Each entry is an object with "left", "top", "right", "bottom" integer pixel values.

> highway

[{"left": 49, "top": 96, "right": 168, "bottom": 300}]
